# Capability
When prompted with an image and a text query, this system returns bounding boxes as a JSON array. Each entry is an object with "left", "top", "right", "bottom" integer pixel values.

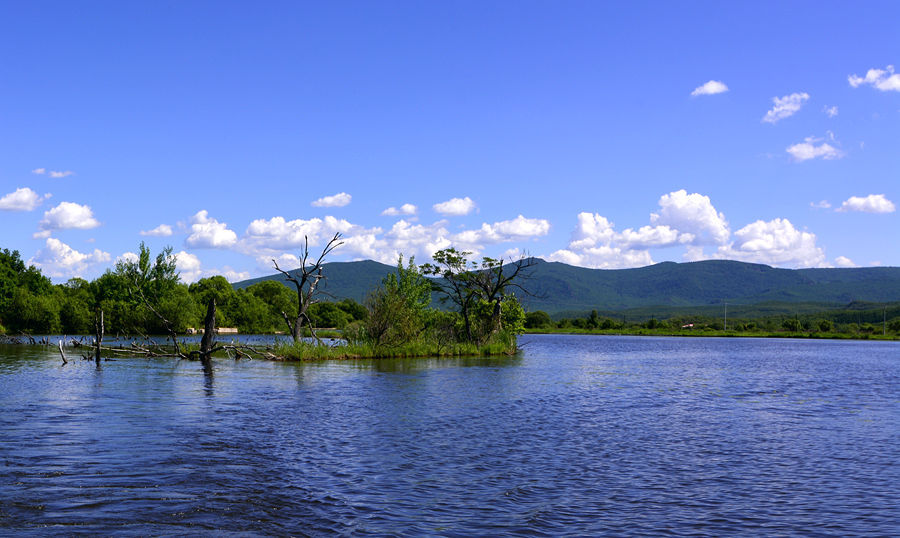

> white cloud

[
  {"left": 810, "top": 200, "right": 831, "bottom": 209},
  {"left": 174, "top": 250, "right": 203, "bottom": 283},
  {"left": 824, "top": 106, "right": 839, "bottom": 118},
  {"left": 617, "top": 225, "right": 690, "bottom": 249},
  {"left": 241, "top": 215, "right": 372, "bottom": 254},
  {"left": 311, "top": 192, "right": 351, "bottom": 208},
  {"left": 172, "top": 250, "right": 250, "bottom": 283},
  {"left": 548, "top": 246, "right": 653, "bottom": 270},
  {"left": 116, "top": 251, "right": 139, "bottom": 265},
  {"left": 567, "top": 212, "right": 616, "bottom": 250},
  {"left": 836, "top": 194, "right": 896, "bottom": 214},
  {"left": 382, "top": 203, "right": 418, "bottom": 216},
  {"left": 691, "top": 80, "right": 729, "bottom": 96},
  {"left": 848, "top": 65, "right": 900, "bottom": 92},
  {"left": 0, "top": 187, "right": 51, "bottom": 211},
  {"left": 49, "top": 170, "right": 74, "bottom": 178},
  {"left": 185, "top": 210, "right": 238, "bottom": 248},
  {"left": 28, "top": 238, "right": 110, "bottom": 279},
  {"left": 32, "top": 168, "right": 46, "bottom": 175},
  {"left": 762, "top": 92, "right": 809, "bottom": 124},
  {"left": 834, "top": 256, "right": 856, "bottom": 268},
  {"left": 38, "top": 201, "right": 100, "bottom": 232},
  {"left": 650, "top": 190, "right": 730, "bottom": 245},
  {"left": 452, "top": 215, "right": 550, "bottom": 249},
  {"left": 549, "top": 212, "right": 653, "bottom": 269},
  {"left": 140, "top": 224, "right": 174, "bottom": 237},
  {"left": 715, "top": 218, "right": 825, "bottom": 268},
  {"left": 433, "top": 196, "right": 476, "bottom": 216},
  {"left": 786, "top": 136, "right": 844, "bottom": 161}
]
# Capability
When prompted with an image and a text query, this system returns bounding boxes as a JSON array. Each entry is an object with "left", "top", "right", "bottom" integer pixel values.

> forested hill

[
  {"left": 232, "top": 260, "right": 397, "bottom": 301},
  {"left": 232, "top": 258, "right": 900, "bottom": 314}
]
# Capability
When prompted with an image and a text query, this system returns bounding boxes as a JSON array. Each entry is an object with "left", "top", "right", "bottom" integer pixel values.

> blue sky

[{"left": 2, "top": 1, "right": 898, "bottom": 282}]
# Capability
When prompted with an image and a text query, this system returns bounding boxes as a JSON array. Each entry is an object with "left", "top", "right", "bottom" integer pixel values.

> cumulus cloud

[
  {"left": 762, "top": 92, "right": 809, "bottom": 124},
  {"left": 382, "top": 203, "right": 418, "bottom": 216},
  {"left": 168, "top": 250, "right": 247, "bottom": 283},
  {"left": 786, "top": 136, "right": 844, "bottom": 161},
  {"left": 715, "top": 218, "right": 825, "bottom": 268},
  {"left": 691, "top": 80, "right": 729, "bottom": 96},
  {"left": 140, "top": 224, "right": 174, "bottom": 237},
  {"left": 650, "top": 190, "right": 730, "bottom": 245},
  {"left": 567, "top": 213, "right": 616, "bottom": 250},
  {"left": 617, "top": 225, "right": 690, "bottom": 249},
  {"left": 548, "top": 212, "right": 653, "bottom": 269},
  {"left": 549, "top": 191, "right": 729, "bottom": 269},
  {"left": 824, "top": 106, "right": 839, "bottom": 118},
  {"left": 548, "top": 246, "right": 653, "bottom": 270},
  {"left": 28, "top": 238, "right": 111, "bottom": 279},
  {"left": 810, "top": 200, "right": 831, "bottom": 209},
  {"left": 433, "top": 196, "right": 476, "bottom": 216},
  {"left": 452, "top": 215, "right": 550, "bottom": 249},
  {"left": 241, "top": 215, "right": 372, "bottom": 253},
  {"left": 311, "top": 192, "right": 351, "bottom": 208},
  {"left": 38, "top": 201, "right": 100, "bottom": 232},
  {"left": 185, "top": 210, "right": 238, "bottom": 248},
  {"left": 0, "top": 187, "right": 51, "bottom": 211},
  {"left": 848, "top": 65, "right": 900, "bottom": 92},
  {"left": 836, "top": 194, "right": 896, "bottom": 214},
  {"left": 833, "top": 256, "right": 856, "bottom": 268}
]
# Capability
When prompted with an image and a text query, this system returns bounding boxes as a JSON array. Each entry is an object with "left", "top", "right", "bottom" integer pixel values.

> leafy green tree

[
  {"left": 524, "top": 310, "right": 552, "bottom": 329},
  {"left": 422, "top": 248, "right": 535, "bottom": 344},
  {"left": 817, "top": 319, "right": 834, "bottom": 333},
  {"left": 309, "top": 302, "right": 352, "bottom": 329},
  {"left": 366, "top": 256, "right": 431, "bottom": 346},
  {"left": 228, "top": 290, "right": 271, "bottom": 334},
  {"left": 59, "top": 278, "right": 94, "bottom": 334},
  {"left": 782, "top": 318, "right": 802, "bottom": 332}
]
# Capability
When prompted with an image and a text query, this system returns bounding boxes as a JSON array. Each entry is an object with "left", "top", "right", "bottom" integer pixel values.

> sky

[{"left": 1, "top": 1, "right": 898, "bottom": 283}]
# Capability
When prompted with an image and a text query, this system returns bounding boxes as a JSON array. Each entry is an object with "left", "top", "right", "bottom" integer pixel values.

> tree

[
  {"left": 422, "top": 248, "right": 536, "bottom": 344},
  {"left": 272, "top": 233, "right": 343, "bottom": 343},
  {"left": 524, "top": 310, "right": 552, "bottom": 329},
  {"left": 366, "top": 256, "right": 432, "bottom": 346}
]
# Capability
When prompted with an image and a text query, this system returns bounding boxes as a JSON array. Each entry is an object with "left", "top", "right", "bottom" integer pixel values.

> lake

[{"left": 1, "top": 334, "right": 897, "bottom": 535}]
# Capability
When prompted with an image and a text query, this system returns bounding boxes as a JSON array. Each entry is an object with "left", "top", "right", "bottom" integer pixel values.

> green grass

[{"left": 271, "top": 335, "right": 518, "bottom": 361}]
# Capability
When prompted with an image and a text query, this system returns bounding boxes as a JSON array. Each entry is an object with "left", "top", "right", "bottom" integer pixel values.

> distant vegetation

[
  {"left": 3, "top": 245, "right": 898, "bottom": 350},
  {"left": 0, "top": 247, "right": 367, "bottom": 337},
  {"left": 524, "top": 306, "right": 900, "bottom": 340},
  {"left": 0, "top": 244, "right": 532, "bottom": 359}
]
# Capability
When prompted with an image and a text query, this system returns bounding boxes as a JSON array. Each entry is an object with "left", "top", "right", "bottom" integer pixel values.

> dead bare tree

[{"left": 272, "top": 232, "right": 343, "bottom": 344}]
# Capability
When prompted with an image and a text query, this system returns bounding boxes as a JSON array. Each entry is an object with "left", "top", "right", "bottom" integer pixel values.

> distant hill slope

[
  {"left": 232, "top": 258, "right": 900, "bottom": 314},
  {"left": 232, "top": 260, "right": 397, "bottom": 302}
]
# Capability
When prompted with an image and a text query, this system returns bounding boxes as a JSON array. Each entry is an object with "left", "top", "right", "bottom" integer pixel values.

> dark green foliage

[{"left": 525, "top": 310, "right": 552, "bottom": 329}]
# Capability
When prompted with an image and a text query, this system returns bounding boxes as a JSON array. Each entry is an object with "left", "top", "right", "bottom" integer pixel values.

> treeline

[
  {"left": 525, "top": 308, "right": 900, "bottom": 336},
  {"left": 0, "top": 247, "right": 366, "bottom": 336}
]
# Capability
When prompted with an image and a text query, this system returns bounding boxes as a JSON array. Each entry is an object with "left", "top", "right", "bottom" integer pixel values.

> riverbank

[{"left": 524, "top": 327, "right": 900, "bottom": 341}]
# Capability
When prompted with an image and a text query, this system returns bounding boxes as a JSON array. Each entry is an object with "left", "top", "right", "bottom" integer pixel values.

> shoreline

[{"left": 524, "top": 328, "right": 900, "bottom": 341}]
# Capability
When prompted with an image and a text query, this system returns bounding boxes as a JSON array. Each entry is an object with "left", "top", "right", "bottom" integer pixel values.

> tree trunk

[
  {"left": 94, "top": 309, "right": 104, "bottom": 366},
  {"left": 200, "top": 298, "right": 216, "bottom": 364}
]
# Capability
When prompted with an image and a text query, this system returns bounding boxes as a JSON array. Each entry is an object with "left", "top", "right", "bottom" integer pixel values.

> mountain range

[{"left": 233, "top": 258, "right": 900, "bottom": 316}]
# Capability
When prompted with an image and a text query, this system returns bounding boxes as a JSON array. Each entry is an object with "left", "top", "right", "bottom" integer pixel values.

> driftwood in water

[
  {"left": 93, "top": 309, "right": 104, "bottom": 366},
  {"left": 58, "top": 340, "right": 68, "bottom": 364},
  {"left": 199, "top": 298, "right": 216, "bottom": 364}
]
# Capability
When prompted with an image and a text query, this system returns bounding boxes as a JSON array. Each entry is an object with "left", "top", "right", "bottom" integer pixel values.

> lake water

[{"left": 1, "top": 334, "right": 897, "bottom": 535}]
